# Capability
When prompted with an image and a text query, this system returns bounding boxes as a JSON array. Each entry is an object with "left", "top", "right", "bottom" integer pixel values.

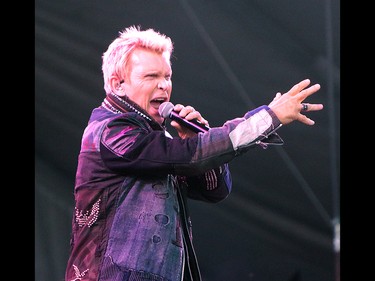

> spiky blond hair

[{"left": 101, "top": 25, "right": 174, "bottom": 94}]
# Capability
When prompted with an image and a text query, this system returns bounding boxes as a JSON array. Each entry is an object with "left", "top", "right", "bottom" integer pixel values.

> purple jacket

[{"left": 65, "top": 103, "right": 282, "bottom": 281}]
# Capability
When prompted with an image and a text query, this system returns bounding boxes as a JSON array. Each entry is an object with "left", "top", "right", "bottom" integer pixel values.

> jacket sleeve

[
  {"left": 100, "top": 105, "right": 283, "bottom": 177},
  {"left": 171, "top": 105, "right": 283, "bottom": 175}
]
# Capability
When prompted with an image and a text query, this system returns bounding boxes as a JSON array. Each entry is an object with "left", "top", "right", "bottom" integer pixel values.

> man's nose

[{"left": 158, "top": 78, "right": 168, "bottom": 90}]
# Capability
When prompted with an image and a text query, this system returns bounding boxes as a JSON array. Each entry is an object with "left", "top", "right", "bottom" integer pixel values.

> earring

[{"left": 117, "top": 80, "right": 124, "bottom": 91}]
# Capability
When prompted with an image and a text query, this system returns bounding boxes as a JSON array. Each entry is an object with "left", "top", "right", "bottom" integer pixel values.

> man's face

[{"left": 123, "top": 48, "right": 172, "bottom": 125}]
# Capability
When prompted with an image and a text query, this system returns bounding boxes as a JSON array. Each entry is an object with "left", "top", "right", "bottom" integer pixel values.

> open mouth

[{"left": 150, "top": 98, "right": 166, "bottom": 110}]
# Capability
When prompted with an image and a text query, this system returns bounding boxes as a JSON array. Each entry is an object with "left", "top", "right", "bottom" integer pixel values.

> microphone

[{"left": 159, "top": 102, "right": 210, "bottom": 133}]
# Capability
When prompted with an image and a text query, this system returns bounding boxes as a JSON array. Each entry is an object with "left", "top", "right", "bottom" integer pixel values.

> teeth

[{"left": 152, "top": 99, "right": 164, "bottom": 103}]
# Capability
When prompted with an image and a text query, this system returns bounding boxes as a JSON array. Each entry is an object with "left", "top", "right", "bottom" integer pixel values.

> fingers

[
  {"left": 300, "top": 83, "right": 321, "bottom": 100},
  {"left": 286, "top": 79, "right": 320, "bottom": 101},
  {"left": 173, "top": 104, "right": 194, "bottom": 115},
  {"left": 273, "top": 92, "right": 282, "bottom": 101},
  {"left": 300, "top": 103, "right": 324, "bottom": 112},
  {"left": 173, "top": 104, "right": 209, "bottom": 125},
  {"left": 286, "top": 79, "right": 311, "bottom": 96},
  {"left": 298, "top": 103, "right": 324, "bottom": 125},
  {"left": 171, "top": 104, "right": 209, "bottom": 138},
  {"left": 174, "top": 104, "right": 198, "bottom": 120},
  {"left": 298, "top": 114, "right": 316, "bottom": 126},
  {"left": 287, "top": 80, "right": 323, "bottom": 125}
]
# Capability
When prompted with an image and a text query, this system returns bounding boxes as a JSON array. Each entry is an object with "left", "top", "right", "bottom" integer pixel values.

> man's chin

[
  {"left": 148, "top": 111, "right": 163, "bottom": 124},
  {"left": 154, "top": 116, "right": 164, "bottom": 125}
]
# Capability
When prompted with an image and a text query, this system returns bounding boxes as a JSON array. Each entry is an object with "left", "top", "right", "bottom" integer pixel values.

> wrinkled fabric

[{"left": 65, "top": 103, "right": 282, "bottom": 281}]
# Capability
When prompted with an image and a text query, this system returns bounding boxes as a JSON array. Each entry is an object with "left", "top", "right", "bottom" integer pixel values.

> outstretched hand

[{"left": 268, "top": 79, "right": 323, "bottom": 125}]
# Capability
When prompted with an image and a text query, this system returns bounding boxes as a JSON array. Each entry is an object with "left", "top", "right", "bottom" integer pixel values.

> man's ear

[{"left": 109, "top": 76, "right": 124, "bottom": 95}]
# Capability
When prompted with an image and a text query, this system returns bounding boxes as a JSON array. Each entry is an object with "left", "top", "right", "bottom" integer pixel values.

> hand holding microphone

[{"left": 159, "top": 102, "right": 210, "bottom": 134}]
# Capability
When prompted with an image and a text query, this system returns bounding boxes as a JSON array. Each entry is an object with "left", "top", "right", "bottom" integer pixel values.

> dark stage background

[{"left": 35, "top": 1, "right": 340, "bottom": 280}]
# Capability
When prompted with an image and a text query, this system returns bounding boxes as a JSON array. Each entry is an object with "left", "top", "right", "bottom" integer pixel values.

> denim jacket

[{"left": 65, "top": 103, "right": 283, "bottom": 281}]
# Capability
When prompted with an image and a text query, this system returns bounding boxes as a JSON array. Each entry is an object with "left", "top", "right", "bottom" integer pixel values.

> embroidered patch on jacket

[
  {"left": 71, "top": 264, "right": 89, "bottom": 281},
  {"left": 75, "top": 199, "right": 101, "bottom": 227}
]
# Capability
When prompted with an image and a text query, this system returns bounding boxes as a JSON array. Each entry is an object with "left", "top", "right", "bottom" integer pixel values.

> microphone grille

[{"left": 159, "top": 102, "right": 174, "bottom": 118}]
